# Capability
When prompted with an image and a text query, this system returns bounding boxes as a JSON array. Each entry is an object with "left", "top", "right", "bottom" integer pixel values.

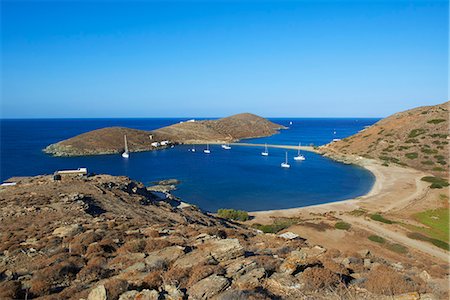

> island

[{"left": 43, "top": 113, "right": 286, "bottom": 157}]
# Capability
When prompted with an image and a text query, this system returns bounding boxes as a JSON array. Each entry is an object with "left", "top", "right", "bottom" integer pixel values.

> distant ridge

[
  {"left": 322, "top": 101, "right": 449, "bottom": 176},
  {"left": 44, "top": 113, "right": 285, "bottom": 156}
]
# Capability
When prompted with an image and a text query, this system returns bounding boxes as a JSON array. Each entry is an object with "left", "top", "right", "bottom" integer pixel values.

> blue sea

[{"left": 0, "top": 118, "right": 379, "bottom": 212}]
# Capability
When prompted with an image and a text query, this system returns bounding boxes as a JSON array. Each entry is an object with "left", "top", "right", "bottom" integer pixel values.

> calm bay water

[{"left": 0, "top": 118, "right": 379, "bottom": 212}]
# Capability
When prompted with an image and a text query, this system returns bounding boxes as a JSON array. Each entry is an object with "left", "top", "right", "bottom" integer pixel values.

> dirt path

[{"left": 341, "top": 215, "right": 449, "bottom": 262}]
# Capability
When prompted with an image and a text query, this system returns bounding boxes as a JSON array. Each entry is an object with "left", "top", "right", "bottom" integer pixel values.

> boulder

[
  {"left": 225, "top": 258, "right": 257, "bottom": 279},
  {"left": 145, "top": 246, "right": 185, "bottom": 269},
  {"left": 419, "top": 270, "right": 431, "bottom": 282},
  {"left": 188, "top": 275, "right": 230, "bottom": 299},
  {"left": 234, "top": 267, "right": 266, "bottom": 289},
  {"left": 265, "top": 272, "right": 304, "bottom": 297},
  {"left": 52, "top": 224, "right": 82, "bottom": 238},
  {"left": 363, "top": 258, "right": 372, "bottom": 269},
  {"left": 208, "top": 239, "right": 245, "bottom": 261},
  {"left": 119, "top": 289, "right": 159, "bottom": 300},
  {"left": 163, "top": 285, "right": 184, "bottom": 300},
  {"left": 173, "top": 250, "right": 215, "bottom": 269},
  {"left": 279, "top": 250, "right": 308, "bottom": 274},
  {"left": 87, "top": 285, "right": 107, "bottom": 300}
]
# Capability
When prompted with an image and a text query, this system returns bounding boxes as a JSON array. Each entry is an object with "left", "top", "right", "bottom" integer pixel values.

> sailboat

[
  {"left": 221, "top": 143, "right": 231, "bottom": 150},
  {"left": 294, "top": 143, "right": 306, "bottom": 161},
  {"left": 204, "top": 143, "right": 211, "bottom": 154},
  {"left": 191, "top": 145, "right": 196, "bottom": 152},
  {"left": 281, "top": 151, "right": 290, "bottom": 168},
  {"left": 261, "top": 143, "right": 269, "bottom": 156},
  {"left": 122, "top": 135, "right": 129, "bottom": 158},
  {"left": 332, "top": 129, "right": 341, "bottom": 142}
]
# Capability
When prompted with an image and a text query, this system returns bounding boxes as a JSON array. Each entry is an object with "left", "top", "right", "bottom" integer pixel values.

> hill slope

[
  {"left": 44, "top": 113, "right": 284, "bottom": 156},
  {"left": 321, "top": 101, "right": 449, "bottom": 176},
  {"left": 0, "top": 174, "right": 430, "bottom": 299}
]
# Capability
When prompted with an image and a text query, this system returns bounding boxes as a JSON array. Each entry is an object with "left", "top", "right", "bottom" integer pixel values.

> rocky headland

[
  {"left": 320, "top": 101, "right": 449, "bottom": 177},
  {"left": 44, "top": 113, "right": 285, "bottom": 157}
]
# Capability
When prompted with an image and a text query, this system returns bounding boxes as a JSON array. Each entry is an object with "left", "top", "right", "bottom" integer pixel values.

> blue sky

[{"left": 1, "top": 0, "right": 448, "bottom": 118}]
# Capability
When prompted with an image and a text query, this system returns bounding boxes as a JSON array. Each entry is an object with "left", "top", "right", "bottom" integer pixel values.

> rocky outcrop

[
  {"left": 43, "top": 113, "right": 285, "bottom": 156},
  {"left": 0, "top": 174, "right": 437, "bottom": 299}
]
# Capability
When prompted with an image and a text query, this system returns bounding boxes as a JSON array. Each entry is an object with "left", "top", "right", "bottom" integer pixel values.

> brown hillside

[
  {"left": 44, "top": 114, "right": 284, "bottom": 156},
  {"left": 321, "top": 101, "right": 449, "bottom": 176},
  {"left": 154, "top": 113, "right": 285, "bottom": 143},
  {"left": 0, "top": 174, "right": 431, "bottom": 299}
]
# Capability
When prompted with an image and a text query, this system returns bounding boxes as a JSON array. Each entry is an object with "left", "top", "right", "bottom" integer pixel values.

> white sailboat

[
  {"left": 204, "top": 143, "right": 211, "bottom": 154},
  {"left": 191, "top": 145, "right": 196, "bottom": 152},
  {"left": 122, "top": 135, "right": 129, "bottom": 158},
  {"left": 281, "top": 151, "right": 290, "bottom": 168},
  {"left": 261, "top": 143, "right": 269, "bottom": 156},
  {"left": 221, "top": 143, "right": 231, "bottom": 150},
  {"left": 294, "top": 143, "right": 305, "bottom": 161}
]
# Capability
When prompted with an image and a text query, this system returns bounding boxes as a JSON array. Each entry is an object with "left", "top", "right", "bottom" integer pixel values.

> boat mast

[{"left": 124, "top": 135, "right": 129, "bottom": 153}]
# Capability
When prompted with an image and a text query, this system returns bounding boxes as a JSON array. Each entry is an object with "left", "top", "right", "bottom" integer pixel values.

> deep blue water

[{"left": 0, "top": 118, "right": 379, "bottom": 212}]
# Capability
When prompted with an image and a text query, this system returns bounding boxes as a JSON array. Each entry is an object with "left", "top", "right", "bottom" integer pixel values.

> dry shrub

[
  {"left": 187, "top": 264, "right": 225, "bottom": 285},
  {"left": 85, "top": 243, "right": 104, "bottom": 258},
  {"left": 117, "top": 239, "right": 146, "bottom": 254},
  {"left": 252, "top": 255, "right": 281, "bottom": 273},
  {"left": 142, "top": 228, "right": 160, "bottom": 238},
  {"left": 324, "top": 248, "right": 341, "bottom": 258},
  {"left": 300, "top": 266, "right": 340, "bottom": 290},
  {"left": 0, "top": 281, "right": 21, "bottom": 299},
  {"left": 86, "top": 255, "right": 107, "bottom": 268},
  {"left": 145, "top": 238, "right": 171, "bottom": 253},
  {"left": 70, "top": 231, "right": 102, "bottom": 255},
  {"left": 103, "top": 278, "right": 129, "bottom": 300},
  {"left": 321, "top": 258, "right": 349, "bottom": 275},
  {"left": 29, "top": 276, "right": 52, "bottom": 297},
  {"left": 364, "top": 265, "right": 425, "bottom": 295},
  {"left": 205, "top": 227, "right": 227, "bottom": 239},
  {"left": 163, "top": 266, "right": 191, "bottom": 287},
  {"left": 143, "top": 270, "right": 163, "bottom": 289}
]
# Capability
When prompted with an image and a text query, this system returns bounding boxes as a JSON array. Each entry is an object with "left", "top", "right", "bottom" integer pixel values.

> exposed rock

[
  {"left": 234, "top": 267, "right": 266, "bottom": 289},
  {"left": 119, "top": 289, "right": 159, "bottom": 300},
  {"left": 173, "top": 250, "right": 216, "bottom": 269},
  {"left": 163, "top": 285, "right": 184, "bottom": 300},
  {"left": 265, "top": 272, "right": 304, "bottom": 296},
  {"left": 189, "top": 274, "right": 230, "bottom": 299},
  {"left": 208, "top": 238, "right": 245, "bottom": 261},
  {"left": 225, "top": 258, "right": 258, "bottom": 279},
  {"left": 145, "top": 246, "right": 185, "bottom": 269},
  {"left": 87, "top": 284, "right": 107, "bottom": 300},
  {"left": 419, "top": 270, "right": 431, "bottom": 282},
  {"left": 52, "top": 224, "right": 82, "bottom": 238},
  {"left": 357, "top": 249, "right": 371, "bottom": 258}
]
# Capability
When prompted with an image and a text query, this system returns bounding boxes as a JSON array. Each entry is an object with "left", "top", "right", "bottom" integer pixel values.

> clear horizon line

[{"left": 0, "top": 116, "right": 384, "bottom": 120}]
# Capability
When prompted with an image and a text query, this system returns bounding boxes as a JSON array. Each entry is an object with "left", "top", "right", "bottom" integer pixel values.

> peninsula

[{"left": 44, "top": 113, "right": 285, "bottom": 157}]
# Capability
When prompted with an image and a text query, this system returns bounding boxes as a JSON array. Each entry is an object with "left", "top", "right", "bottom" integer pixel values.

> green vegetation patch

[
  {"left": 405, "top": 153, "right": 418, "bottom": 159},
  {"left": 414, "top": 208, "right": 449, "bottom": 242},
  {"left": 349, "top": 209, "right": 367, "bottom": 216},
  {"left": 408, "top": 128, "right": 427, "bottom": 138},
  {"left": 421, "top": 160, "right": 434, "bottom": 166},
  {"left": 427, "top": 119, "right": 446, "bottom": 124},
  {"left": 252, "top": 218, "right": 297, "bottom": 234},
  {"left": 407, "top": 232, "right": 449, "bottom": 251},
  {"left": 368, "top": 235, "right": 385, "bottom": 244},
  {"left": 217, "top": 208, "right": 249, "bottom": 221},
  {"left": 421, "top": 176, "right": 449, "bottom": 189},
  {"left": 386, "top": 243, "right": 408, "bottom": 254},
  {"left": 370, "top": 213, "right": 395, "bottom": 224},
  {"left": 421, "top": 148, "right": 438, "bottom": 155},
  {"left": 334, "top": 221, "right": 351, "bottom": 230},
  {"left": 432, "top": 167, "right": 445, "bottom": 172},
  {"left": 429, "top": 133, "right": 448, "bottom": 139}
]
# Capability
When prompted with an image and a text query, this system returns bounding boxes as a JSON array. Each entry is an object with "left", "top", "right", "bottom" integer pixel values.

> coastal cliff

[
  {"left": 320, "top": 101, "right": 449, "bottom": 176},
  {"left": 44, "top": 113, "right": 285, "bottom": 156}
]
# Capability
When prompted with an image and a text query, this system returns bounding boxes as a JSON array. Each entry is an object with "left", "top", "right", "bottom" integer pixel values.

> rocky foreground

[
  {"left": 0, "top": 175, "right": 436, "bottom": 299},
  {"left": 44, "top": 113, "right": 285, "bottom": 157}
]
